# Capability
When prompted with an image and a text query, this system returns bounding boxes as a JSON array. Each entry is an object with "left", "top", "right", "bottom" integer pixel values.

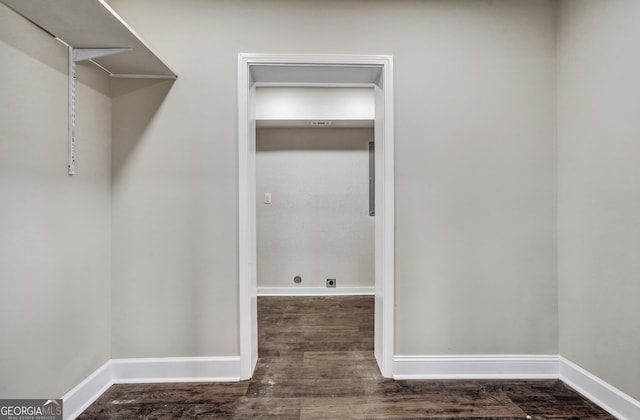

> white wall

[
  {"left": 0, "top": 5, "right": 111, "bottom": 397},
  {"left": 256, "top": 128, "right": 374, "bottom": 289},
  {"left": 558, "top": 0, "right": 640, "bottom": 402},
  {"left": 256, "top": 87, "right": 374, "bottom": 121},
  {"left": 5, "top": 0, "right": 640, "bottom": 405},
  {"left": 110, "top": 76, "right": 238, "bottom": 357},
  {"left": 108, "top": 0, "right": 558, "bottom": 357}
]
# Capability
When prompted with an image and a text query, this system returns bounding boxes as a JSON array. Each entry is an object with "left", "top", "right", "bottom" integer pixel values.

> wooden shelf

[{"left": 1, "top": 0, "right": 177, "bottom": 79}]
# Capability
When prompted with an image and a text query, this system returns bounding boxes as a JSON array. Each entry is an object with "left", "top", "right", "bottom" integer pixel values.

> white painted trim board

[
  {"left": 393, "top": 355, "right": 559, "bottom": 380},
  {"left": 61, "top": 356, "right": 240, "bottom": 420},
  {"left": 560, "top": 356, "right": 640, "bottom": 420},
  {"left": 237, "top": 53, "right": 396, "bottom": 380},
  {"left": 61, "top": 355, "right": 640, "bottom": 420},
  {"left": 394, "top": 355, "right": 640, "bottom": 420},
  {"left": 257, "top": 287, "right": 374, "bottom": 296},
  {"left": 109, "top": 356, "right": 241, "bottom": 384},
  {"left": 61, "top": 360, "right": 113, "bottom": 420}
]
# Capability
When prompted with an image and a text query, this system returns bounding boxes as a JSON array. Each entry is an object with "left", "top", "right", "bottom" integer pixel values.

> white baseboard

[
  {"left": 62, "top": 354, "right": 640, "bottom": 420},
  {"left": 257, "top": 286, "right": 374, "bottom": 296},
  {"left": 393, "top": 354, "right": 640, "bottom": 419},
  {"left": 61, "top": 356, "right": 241, "bottom": 420},
  {"left": 110, "top": 356, "right": 241, "bottom": 384},
  {"left": 560, "top": 357, "right": 640, "bottom": 420},
  {"left": 61, "top": 360, "right": 113, "bottom": 420},
  {"left": 393, "top": 355, "right": 559, "bottom": 380}
]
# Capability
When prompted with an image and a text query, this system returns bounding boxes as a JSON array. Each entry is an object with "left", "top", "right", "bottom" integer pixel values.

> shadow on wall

[
  {"left": 257, "top": 127, "right": 374, "bottom": 152},
  {"left": 0, "top": 5, "right": 67, "bottom": 75},
  {"left": 111, "top": 78, "right": 175, "bottom": 183}
]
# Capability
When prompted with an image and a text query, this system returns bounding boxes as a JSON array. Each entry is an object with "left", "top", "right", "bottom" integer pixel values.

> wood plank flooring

[{"left": 78, "top": 296, "right": 615, "bottom": 419}]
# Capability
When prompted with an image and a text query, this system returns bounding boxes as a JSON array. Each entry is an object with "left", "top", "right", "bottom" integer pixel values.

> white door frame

[{"left": 237, "top": 53, "right": 395, "bottom": 379}]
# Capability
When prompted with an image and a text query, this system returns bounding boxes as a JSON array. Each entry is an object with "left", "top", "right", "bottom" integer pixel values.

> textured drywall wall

[
  {"left": 108, "top": 0, "right": 557, "bottom": 357},
  {"left": 558, "top": 0, "right": 640, "bottom": 402},
  {"left": 256, "top": 128, "right": 374, "bottom": 289},
  {"left": 0, "top": 5, "right": 112, "bottom": 397}
]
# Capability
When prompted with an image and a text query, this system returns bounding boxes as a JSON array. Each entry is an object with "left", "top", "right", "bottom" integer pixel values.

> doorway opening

[
  {"left": 255, "top": 86, "right": 375, "bottom": 295},
  {"left": 238, "top": 54, "right": 395, "bottom": 379}
]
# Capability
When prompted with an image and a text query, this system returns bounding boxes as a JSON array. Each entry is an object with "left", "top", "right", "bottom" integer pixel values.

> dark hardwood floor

[{"left": 79, "top": 296, "right": 614, "bottom": 419}]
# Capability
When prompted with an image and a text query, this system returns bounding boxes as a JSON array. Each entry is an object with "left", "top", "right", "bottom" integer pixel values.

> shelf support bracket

[
  {"left": 73, "top": 47, "right": 131, "bottom": 63},
  {"left": 67, "top": 47, "right": 130, "bottom": 175}
]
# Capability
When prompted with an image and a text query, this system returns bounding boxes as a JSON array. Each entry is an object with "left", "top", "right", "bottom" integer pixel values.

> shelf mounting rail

[{"left": 67, "top": 47, "right": 130, "bottom": 175}]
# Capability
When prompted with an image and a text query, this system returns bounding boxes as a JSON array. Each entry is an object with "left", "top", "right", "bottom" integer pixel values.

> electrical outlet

[{"left": 326, "top": 278, "right": 336, "bottom": 288}]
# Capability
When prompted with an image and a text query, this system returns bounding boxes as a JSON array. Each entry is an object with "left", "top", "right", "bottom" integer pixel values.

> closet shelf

[{"left": 1, "top": 0, "right": 177, "bottom": 79}]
